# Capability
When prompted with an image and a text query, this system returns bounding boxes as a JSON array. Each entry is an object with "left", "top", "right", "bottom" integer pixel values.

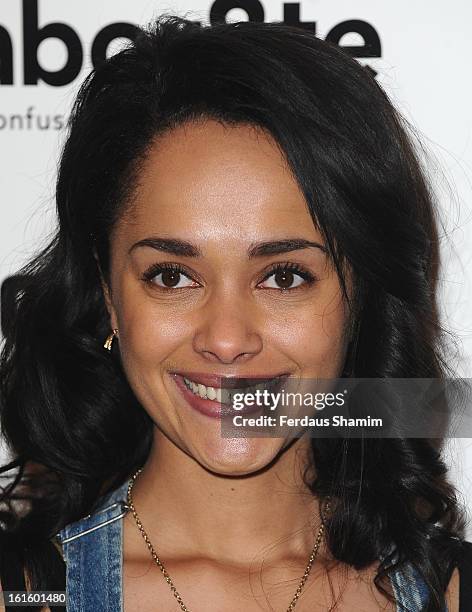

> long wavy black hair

[{"left": 0, "top": 15, "right": 466, "bottom": 611}]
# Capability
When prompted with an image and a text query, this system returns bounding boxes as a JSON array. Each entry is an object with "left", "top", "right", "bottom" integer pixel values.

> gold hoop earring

[{"left": 104, "top": 328, "right": 119, "bottom": 351}]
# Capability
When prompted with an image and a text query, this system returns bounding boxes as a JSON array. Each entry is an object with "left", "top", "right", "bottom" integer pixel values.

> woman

[{"left": 0, "top": 14, "right": 470, "bottom": 612}]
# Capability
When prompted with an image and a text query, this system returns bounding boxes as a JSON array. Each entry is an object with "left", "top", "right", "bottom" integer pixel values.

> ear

[
  {"left": 101, "top": 277, "right": 116, "bottom": 326},
  {"left": 93, "top": 248, "right": 118, "bottom": 329}
]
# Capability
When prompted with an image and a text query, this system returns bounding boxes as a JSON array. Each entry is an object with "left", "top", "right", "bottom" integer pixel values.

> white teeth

[
  {"left": 206, "top": 386, "right": 217, "bottom": 400},
  {"left": 182, "top": 376, "right": 280, "bottom": 403}
]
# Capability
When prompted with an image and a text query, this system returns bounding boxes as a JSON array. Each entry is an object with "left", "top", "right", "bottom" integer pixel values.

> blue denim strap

[
  {"left": 390, "top": 562, "right": 430, "bottom": 611},
  {"left": 55, "top": 480, "right": 130, "bottom": 612},
  {"left": 384, "top": 548, "right": 448, "bottom": 612}
]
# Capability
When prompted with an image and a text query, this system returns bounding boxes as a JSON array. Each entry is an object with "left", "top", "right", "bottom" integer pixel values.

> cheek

[
  {"left": 274, "top": 289, "right": 349, "bottom": 374},
  {"left": 120, "top": 306, "right": 186, "bottom": 366},
  {"left": 113, "top": 296, "right": 193, "bottom": 416},
  {"left": 111, "top": 275, "right": 189, "bottom": 371}
]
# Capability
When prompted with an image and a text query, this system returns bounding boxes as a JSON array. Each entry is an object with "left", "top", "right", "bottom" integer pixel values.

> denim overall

[{"left": 54, "top": 479, "right": 445, "bottom": 612}]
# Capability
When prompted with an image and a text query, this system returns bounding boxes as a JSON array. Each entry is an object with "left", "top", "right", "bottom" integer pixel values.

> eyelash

[{"left": 141, "top": 262, "right": 317, "bottom": 293}]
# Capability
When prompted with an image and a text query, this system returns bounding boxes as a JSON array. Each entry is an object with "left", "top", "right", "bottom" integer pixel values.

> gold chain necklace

[{"left": 126, "top": 468, "right": 328, "bottom": 612}]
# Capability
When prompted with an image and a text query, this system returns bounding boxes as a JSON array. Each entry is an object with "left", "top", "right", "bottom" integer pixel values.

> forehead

[{"left": 118, "top": 119, "right": 321, "bottom": 243}]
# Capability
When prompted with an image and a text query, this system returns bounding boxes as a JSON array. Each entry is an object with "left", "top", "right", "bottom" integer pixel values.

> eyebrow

[
  {"left": 248, "top": 238, "right": 327, "bottom": 258},
  {"left": 128, "top": 237, "right": 327, "bottom": 258},
  {"left": 129, "top": 237, "right": 201, "bottom": 257}
]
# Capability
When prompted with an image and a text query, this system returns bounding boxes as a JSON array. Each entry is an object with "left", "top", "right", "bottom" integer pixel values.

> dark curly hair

[{"left": 0, "top": 14, "right": 466, "bottom": 611}]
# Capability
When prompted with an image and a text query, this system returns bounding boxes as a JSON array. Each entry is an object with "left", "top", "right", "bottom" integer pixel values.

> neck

[{"left": 125, "top": 429, "right": 324, "bottom": 567}]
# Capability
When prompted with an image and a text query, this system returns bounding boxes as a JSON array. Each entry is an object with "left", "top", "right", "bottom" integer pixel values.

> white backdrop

[{"left": 1, "top": 1, "right": 471, "bottom": 534}]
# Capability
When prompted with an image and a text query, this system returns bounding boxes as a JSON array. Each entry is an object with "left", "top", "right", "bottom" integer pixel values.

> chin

[{"left": 190, "top": 436, "right": 286, "bottom": 476}]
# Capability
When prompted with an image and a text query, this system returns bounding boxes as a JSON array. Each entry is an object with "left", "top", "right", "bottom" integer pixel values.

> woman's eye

[
  {"left": 144, "top": 267, "right": 198, "bottom": 289},
  {"left": 259, "top": 267, "right": 314, "bottom": 291}
]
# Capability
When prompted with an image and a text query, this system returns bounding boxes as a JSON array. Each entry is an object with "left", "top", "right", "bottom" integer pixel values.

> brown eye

[
  {"left": 142, "top": 264, "right": 198, "bottom": 290},
  {"left": 152, "top": 269, "right": 196, "bottom": 289},
  {"left": 161, "top": 270, "right": 182, "bottom": 287},
  {"left": 273, "top": 269, "right": 296, "bottom": 289},
  {"left": 259, "top": 264, "right": 314, "bottom": 291}
]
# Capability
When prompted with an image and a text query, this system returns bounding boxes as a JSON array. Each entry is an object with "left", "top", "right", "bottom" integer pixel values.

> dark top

[{"left": 459, "top": 541, "right": 472, "bottom": 611}]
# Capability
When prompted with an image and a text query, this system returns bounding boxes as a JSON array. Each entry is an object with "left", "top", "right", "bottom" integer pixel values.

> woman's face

[{"left": 103, "top": 119, "right": 352, "bottom": 475}]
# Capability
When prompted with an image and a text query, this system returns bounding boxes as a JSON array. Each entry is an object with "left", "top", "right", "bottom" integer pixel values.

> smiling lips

[
  {"left": 182, "top": 375, "right": 280, "bottom": 403},
  {"left": 171, "top": 371, "right": 289, "bottom": 388},
  {"left": 171, "top": 371, "right": 288, "bottom": 419}
]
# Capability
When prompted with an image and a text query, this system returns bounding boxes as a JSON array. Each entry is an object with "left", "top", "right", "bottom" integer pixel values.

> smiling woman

[
  {"left": 102, "top": 119, "right": 353, "bottom": 478},
  {"left": 0, "top": 14, "right": 469, "bottom": 612}
]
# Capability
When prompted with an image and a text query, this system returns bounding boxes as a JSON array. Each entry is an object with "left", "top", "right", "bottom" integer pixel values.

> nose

[{"left": 193, "top": 291, "right": 263, "bottom": 364}]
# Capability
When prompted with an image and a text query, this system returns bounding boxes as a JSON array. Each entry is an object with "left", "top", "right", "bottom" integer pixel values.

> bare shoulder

[
  {"left": 21, "top": 569, "right": 52, "bottom": 612},
  {"left": 337, "top": 558, "right": 460, "bottom": 612},
  {"left": 0, "top": 538, "right": 64, "bottom": 612},
  {"left": 445, "top": 566, "right": 460, "bottom": 612}
]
